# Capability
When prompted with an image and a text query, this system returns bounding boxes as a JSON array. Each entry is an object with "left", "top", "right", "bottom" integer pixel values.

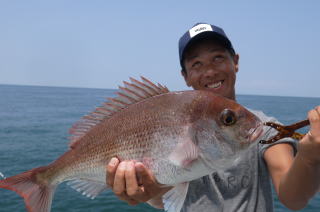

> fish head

[
  {"left": 207, "top": 94, "right": 263, "bottom": 144},
  {"left": 192, "top": 93, "right": 264, "bottom": 168}
]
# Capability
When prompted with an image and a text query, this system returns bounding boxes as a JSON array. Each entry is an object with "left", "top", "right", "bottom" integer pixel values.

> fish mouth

[{"left": 248, "top": 124, "right": 264, "bottom": 143}]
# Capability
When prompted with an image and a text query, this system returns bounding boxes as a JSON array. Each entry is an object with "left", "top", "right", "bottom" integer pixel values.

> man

[{"left": 106, "top": 23, "right": 320, "bottom": 211}]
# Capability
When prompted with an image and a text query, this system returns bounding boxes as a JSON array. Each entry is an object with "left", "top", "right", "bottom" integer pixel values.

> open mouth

[{"left": 205, "top": 80, "right": 223, "bottom": 89}]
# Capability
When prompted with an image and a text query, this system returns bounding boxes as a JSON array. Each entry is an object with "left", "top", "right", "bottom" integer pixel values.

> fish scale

[{"left": 0, "top": 77, "right": 264, "bottom": 212}]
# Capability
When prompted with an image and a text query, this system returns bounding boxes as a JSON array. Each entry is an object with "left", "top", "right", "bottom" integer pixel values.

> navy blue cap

[{"left": 178, "top": 23, "right": 235, "bottom": 69}]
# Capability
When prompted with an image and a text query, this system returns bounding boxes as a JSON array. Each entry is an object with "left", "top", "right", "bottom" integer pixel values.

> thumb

[
  {"left": 308, "top": 106, "right": 320, "bottom": 138},
  {"left": 135, "top": 162, "right": 158, "bottom": 187}
]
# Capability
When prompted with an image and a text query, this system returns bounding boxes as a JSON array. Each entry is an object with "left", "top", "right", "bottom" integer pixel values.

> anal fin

[{"left": 67, "top": 179, "right": 107, "bottom": 199}]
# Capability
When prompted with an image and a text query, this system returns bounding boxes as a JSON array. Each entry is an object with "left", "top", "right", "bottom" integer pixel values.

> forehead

[{"left": 184, "top": 39, "right": 227, "bottom": 59}]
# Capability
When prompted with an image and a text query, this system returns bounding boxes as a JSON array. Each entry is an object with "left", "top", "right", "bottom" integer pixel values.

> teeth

[{"left": 207, "top": 81, "right": 222, "bottom": 89}]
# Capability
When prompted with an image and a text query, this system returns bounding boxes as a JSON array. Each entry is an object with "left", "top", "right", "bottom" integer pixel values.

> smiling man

[
  {"left": 106, "top": 23, "right": 320, "bottom": 211},
  {"left": 181, "top": 40, "right": 238, "bottom": 100}
]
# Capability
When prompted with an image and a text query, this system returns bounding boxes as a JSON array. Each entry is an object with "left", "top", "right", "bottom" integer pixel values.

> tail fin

[{"left": 0, "top": 166, "right": 56, "bottom": 212}]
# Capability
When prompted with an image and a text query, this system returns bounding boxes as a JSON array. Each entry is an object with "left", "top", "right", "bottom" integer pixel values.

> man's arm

[{"left": 265, "top": 106, "right": 320, "bottom": 210}]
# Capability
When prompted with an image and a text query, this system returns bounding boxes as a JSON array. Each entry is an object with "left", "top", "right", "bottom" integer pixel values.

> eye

[
  {"left": 213, "top": 55, "right": 224, "bottom": 63},
  {"left": 192, "top": 61, "right": 202, "bottom": 68},
  {"left": 220, "top": 109, "right": 237, "bottom": 126}
]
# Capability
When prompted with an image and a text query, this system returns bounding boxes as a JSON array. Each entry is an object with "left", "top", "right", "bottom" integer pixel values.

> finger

[
  {"left": 125, "top": 161, "right": 143, "bottom": 199},
  {"left": 106, "top": 157, "right": 120, "bottom": 188},
  {"left": 308, "top": 108, "right": 320, "bottom": 137},
  {"left": 113, "top": 161, "right": 128, "bottom": 198},
  {"left": 112, "top": 161, "right": 143, "bottom": 205},
  {"left": 135, "top": 162, "right": 157, "bottom": 188},
  {"left": 135, "top": 162, "right": 173, "bottom": 202},
  {"left": 316, "top": 106, "right": 320, "bottom": 116}
]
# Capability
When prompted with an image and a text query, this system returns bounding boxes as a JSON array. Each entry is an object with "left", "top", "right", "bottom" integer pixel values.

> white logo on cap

[{"left": 189, "top": 24, "right": 213, "bottom": 38}]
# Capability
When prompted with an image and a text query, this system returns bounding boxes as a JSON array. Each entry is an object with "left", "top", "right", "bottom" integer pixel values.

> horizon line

[{"left": 0, "top": 83, "right": 319, "bottom": 99}]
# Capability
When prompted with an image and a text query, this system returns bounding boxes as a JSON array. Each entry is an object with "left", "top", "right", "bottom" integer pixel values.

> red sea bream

[{"left": 0, "top": 77, "right": 264, "bottom": 212}]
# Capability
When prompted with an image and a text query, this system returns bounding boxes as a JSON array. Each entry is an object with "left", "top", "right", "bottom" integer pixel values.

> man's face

[{"left": 182, "top": 39, "right": 239, "bottom": 100}]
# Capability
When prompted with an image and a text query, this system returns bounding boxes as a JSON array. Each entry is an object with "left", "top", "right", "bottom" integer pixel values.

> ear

[
  {"left": 181, "top": 70, "right": 191, "bottom": 87},
  {"left": 233, "top": 54, "right": 239, "bottom": 73}
]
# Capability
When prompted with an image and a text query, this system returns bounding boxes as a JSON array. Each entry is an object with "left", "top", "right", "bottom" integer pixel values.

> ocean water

[{"left": 0, "top": 84, "right": 319, "bottom": 212}]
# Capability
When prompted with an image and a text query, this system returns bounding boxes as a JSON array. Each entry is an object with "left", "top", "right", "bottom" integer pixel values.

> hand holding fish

[{"left": 106, "top": 158, "right": 171, "bottom": 208}]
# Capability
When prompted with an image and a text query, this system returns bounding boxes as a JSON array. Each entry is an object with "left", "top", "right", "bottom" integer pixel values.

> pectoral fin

[{"left": 168, "top": 137, "right": 199, "bottom": 168}]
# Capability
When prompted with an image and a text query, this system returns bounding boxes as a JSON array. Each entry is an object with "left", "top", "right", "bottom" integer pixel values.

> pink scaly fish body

[{"left": 0, "top": 77, "right": 264, "bottom": 212}]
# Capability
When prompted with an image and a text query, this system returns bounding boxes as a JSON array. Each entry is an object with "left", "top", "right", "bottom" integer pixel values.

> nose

[{"left": 203, "top": 66, "right": 217, "bottom": 78}]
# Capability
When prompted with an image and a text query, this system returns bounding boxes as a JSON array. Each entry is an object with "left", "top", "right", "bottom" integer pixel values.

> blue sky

[{"left": 0, "top": 0, "right": 319, "bottom": 97}]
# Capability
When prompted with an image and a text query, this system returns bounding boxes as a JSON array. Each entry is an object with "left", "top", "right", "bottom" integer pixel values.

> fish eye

[{"left": 220, "top": 109, "right": 237, "bottom": 126}]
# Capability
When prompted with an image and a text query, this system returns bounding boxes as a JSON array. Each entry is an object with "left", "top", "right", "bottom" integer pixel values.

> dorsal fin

[{"left": 68, "top": 76, "right": 169, "bottom": 149}]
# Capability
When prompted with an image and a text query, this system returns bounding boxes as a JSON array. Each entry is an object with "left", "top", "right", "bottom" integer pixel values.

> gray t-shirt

[{"left": 181, "top": 109, "right": 297, "bottom": 212}]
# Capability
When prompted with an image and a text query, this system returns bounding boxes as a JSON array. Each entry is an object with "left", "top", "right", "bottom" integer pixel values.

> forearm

[
  {"left": 267, "top": 107, "right": 320, "bottom": 210},
  {"left": 278, "top": 151, "right": 320, "bottom": 210}
]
